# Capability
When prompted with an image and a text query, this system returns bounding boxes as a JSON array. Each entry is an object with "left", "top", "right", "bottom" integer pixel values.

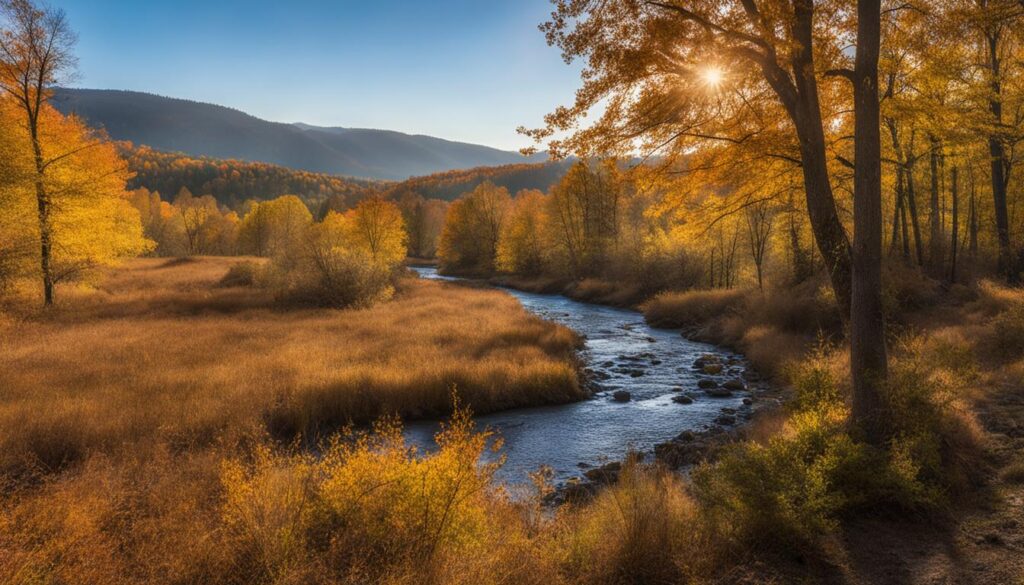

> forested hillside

[
  {"left": 382, "top": 160, "right": 573, "bottom": 201},
  {"left": 122, "top": 145, "right": 380, "bottom": 210}
]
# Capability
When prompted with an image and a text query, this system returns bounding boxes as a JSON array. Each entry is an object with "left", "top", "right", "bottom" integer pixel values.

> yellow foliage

[
  {"left": 221, "top": 402, "right": 504, "bottom": 581},
  {"left": 0, "top": 100, "right": 151, "bottom": 292},
  {"left": 237, "top": 194, "right": 312, "bottom": 258}
]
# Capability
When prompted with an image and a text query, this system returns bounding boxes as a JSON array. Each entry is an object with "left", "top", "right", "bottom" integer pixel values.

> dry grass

[
  {"left": 1, "top": 259, "right": 1015, "bottom": 585},
  {"left": 642, "top": 280, "right": 840, "bottom": 378},
  {"left": 0, "top": 257, "right": 582, "bottom": 480}
]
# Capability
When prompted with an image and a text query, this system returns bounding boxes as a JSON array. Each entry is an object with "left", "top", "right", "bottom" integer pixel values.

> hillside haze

[{"left": 53, "top": 88, "right": 546, "bottom": 180}]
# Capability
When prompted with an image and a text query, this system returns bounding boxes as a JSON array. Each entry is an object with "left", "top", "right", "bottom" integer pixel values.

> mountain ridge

[{"left": 52, "top": 88, "right": 546, "bottom": 180}]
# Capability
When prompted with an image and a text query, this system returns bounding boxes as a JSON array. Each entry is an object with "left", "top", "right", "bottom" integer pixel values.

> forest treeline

[
  {"left": 122, "top": 145, "right": 382, "bottom": 210},
  {"left": 381, "top": 160, "right": 573, "bottom": 201}
]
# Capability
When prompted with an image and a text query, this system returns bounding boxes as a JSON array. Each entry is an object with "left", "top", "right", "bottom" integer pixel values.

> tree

[
  {"left": 527, "top": 0, "right": 891, "bottom": 444},
  {"left": 547, "top": 161, "right": 622, "bottom": 278},
  {"left": 525, "top": 0, "right": 854, "bottom": 316},
  {"left": 396, "top": 192, "right": 448, "bottom": 259},
  {"left": 497, "top": 190, "right": 548, "bottom": 274},
  {"left": 342, "top": 196, "right": 407, "bottom": 267},
  {"left": 972, "top": 0, "right": 1022, "bottom": 281},
  {"left": 174, "top": 188, "right": 220, "bottom": 256},
  {"left": 745, "top": 201, "right": 774, "bottom": 290},
  {"left": 0, "top": 0, "right": 77, "bottom": 304},
  {"left": 437, "top": 181, "right": 511, "bottom": 275},
  {"left": 237, "top": 195, "right": 312, "bottom": 259},
  {"left": 129, "top": 188, "right": 186, "bottom": 256},
  {"left": 848, "top": 0, "right": 889, "bottom": 443},
  {"left": 0, "top": 99, "right": 150, "bottom": 292}
]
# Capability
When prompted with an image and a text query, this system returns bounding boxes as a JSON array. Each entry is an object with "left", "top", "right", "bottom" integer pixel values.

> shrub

[
  {"left": 557, "top": 460, "right": 709, "bottom": 585},
  {"left": 1002, "top": 461, "right": 1024, "bottom": 484},
  {"left": 217, "top": 260, "right": 263, "bottom": 287},
  {"left": 881, "top": 262, "right": 942, "bottom": 319},
  {"left": 693, "top": 340, "right": 985, "bottom": 554},
  {"left": 276, "top": 248, "right": 396, "bottom": 309},
  {"left": 987, "top": 303, "right": 1024, "bottom": 361},
  {"left": 642, "top": 288, "right": 747, "bottom": 329},
  {"left": 221, "top": 405, "right": 505, "bottom": 583}
]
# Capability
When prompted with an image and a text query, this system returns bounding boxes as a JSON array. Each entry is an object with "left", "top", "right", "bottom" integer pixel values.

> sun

[{"left": 701, "top": 66, "right": 724, "bottom": 87}]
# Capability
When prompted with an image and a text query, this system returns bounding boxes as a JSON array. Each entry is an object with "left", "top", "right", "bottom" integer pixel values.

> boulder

[
  {"left": 722, "top": 378, "right": 747, "bottom": 391},
  {"left": 583, "top": 461, "right": 622, "bottom": 484},
  {"left": 672, "top": 395, "right": 694, "bottom": 405},
  {"left": 704, "top": 387, "right": 733, "bottom": 398},
  {"left": 715, "top": 414, "right": 737, "bottom": 426},
  {"left": 612, "top": 391, "right": 632, "bottom": 402},
  {"left": 703, "top": 364, "right": 724, "bottom": 375},
  {"left": 676, "top": 430, "right": 696, "bottom": 442},
  {"left": 697, "top": 379, "right": 718, "bottom": 389}
]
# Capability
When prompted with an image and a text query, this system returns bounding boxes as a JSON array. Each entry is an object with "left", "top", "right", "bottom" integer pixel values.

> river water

[{"left": 405, "top": 267, "right": 752, "bottom": 485}]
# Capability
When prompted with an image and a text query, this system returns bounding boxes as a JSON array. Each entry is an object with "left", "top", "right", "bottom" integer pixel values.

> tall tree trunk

[
  {"left": 969, "top": 166, "right": 979, "bottom": 256},
  {"left": 28, "top": 115, "right": 54, "bottom": 306},
  {"left": 950, "top": 164, "right": 960, "bottom": 283},
  {"left": 929, "top": 135, "right": 945, "bottom": 275},
  {"left": 760, "top": 0, "right": 852, "bottom": 317},
  {"left": 889, "top": 164, "right": 905, "bottom": 257},
  {"left": 906, "top": 156, "right": 925, "bottom": 266},
  {"left": 986, "top": 28, "right": 1014, "bottom": 281},
  {"left": 887, "top": 119, "right": 923, "bottom": 265},
  {"left": 900, "top": 192, "right": 911, "bottom": 260},
  {"left": 850, "top": 0, "right": 889, "bottom": 445}
]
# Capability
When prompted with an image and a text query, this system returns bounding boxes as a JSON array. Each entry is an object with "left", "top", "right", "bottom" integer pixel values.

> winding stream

[{"left": 405, "top": 267, "right": 757, "bottom": 485}]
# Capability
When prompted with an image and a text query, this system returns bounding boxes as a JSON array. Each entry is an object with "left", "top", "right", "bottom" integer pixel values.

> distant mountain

[{"left": 52, "top": 88, "right": 547, "bottom": 180}]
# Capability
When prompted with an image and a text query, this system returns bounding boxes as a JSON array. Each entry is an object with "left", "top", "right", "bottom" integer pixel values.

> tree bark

[
  {"left": 900, "top": 191, "right": 911, "bottom": 260},
  {"left": 985, "top": 27, "right": 1014, "bottom": 281},
  {"left": 905, "top": 155, "right": 925, "bottom": 266},
  {"left": 850, "top": 0, "right": 889, "bottom": 445},
  {"left": 755, "top": 0, "right": 853, "bottom": 316},
  {"left": 950, "top": 164, "right": 959, "bottom": 283},
  {"left": 28, "top": 113, "right": 54, "bottom": 306},
  {"left": 889, "top": 163, "right": 905, "bottom": 257},
  {"left": 928, "top": 135, "right": 945, "bottom": 275},
  {"left": 969, "top": 166, "right": 979, "bottom": 256}
]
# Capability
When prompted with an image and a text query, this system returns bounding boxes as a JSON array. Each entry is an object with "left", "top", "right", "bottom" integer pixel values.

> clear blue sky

[{"left": 57, "top": 0, "right": 582, "bottom": 151}]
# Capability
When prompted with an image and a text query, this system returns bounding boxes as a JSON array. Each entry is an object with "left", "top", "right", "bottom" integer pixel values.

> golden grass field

[
  {"left": 0, "top": 257, "right": 582, "bottom": 480},
  {"left": 3, "top": 259, "right": 1022, "bottom": 584}
]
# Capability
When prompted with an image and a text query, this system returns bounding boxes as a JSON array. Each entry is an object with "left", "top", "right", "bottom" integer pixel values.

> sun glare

[{"left": 701, "top": 66, "right": 724, "bottom": 87}]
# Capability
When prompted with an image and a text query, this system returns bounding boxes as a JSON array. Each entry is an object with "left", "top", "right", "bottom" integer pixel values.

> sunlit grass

[{"left": 0, "top": 257, "right": 582, "bottom": 479}]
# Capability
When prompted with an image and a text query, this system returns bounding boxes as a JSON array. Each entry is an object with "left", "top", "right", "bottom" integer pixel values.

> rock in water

[
  {"left": 723, "top": 378, "right": 747, "bottom": 391},
  {"left": 612, "top": 390, "right": 632, "bottom": 402}
]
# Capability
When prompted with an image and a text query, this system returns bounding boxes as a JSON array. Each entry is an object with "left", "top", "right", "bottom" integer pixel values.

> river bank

[{"left": 410, "top": 267, "right": 784, "bottom": 490}]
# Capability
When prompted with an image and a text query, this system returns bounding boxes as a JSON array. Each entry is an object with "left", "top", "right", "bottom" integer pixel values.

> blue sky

[{"left": 57, "top": 0, "right": 582, "bottom": 151}]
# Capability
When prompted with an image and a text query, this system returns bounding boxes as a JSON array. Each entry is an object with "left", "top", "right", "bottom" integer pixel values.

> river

[{"left": 405, "top": 267, "right": 756, "bottom": 485}]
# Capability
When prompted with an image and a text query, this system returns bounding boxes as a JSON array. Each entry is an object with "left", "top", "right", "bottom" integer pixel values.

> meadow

[
  {"left": 3, "top": 256, "right": 1023, "bottom": 584},
  {"left": 0, "top": 257, "right": 583, "bottom": 481}
]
